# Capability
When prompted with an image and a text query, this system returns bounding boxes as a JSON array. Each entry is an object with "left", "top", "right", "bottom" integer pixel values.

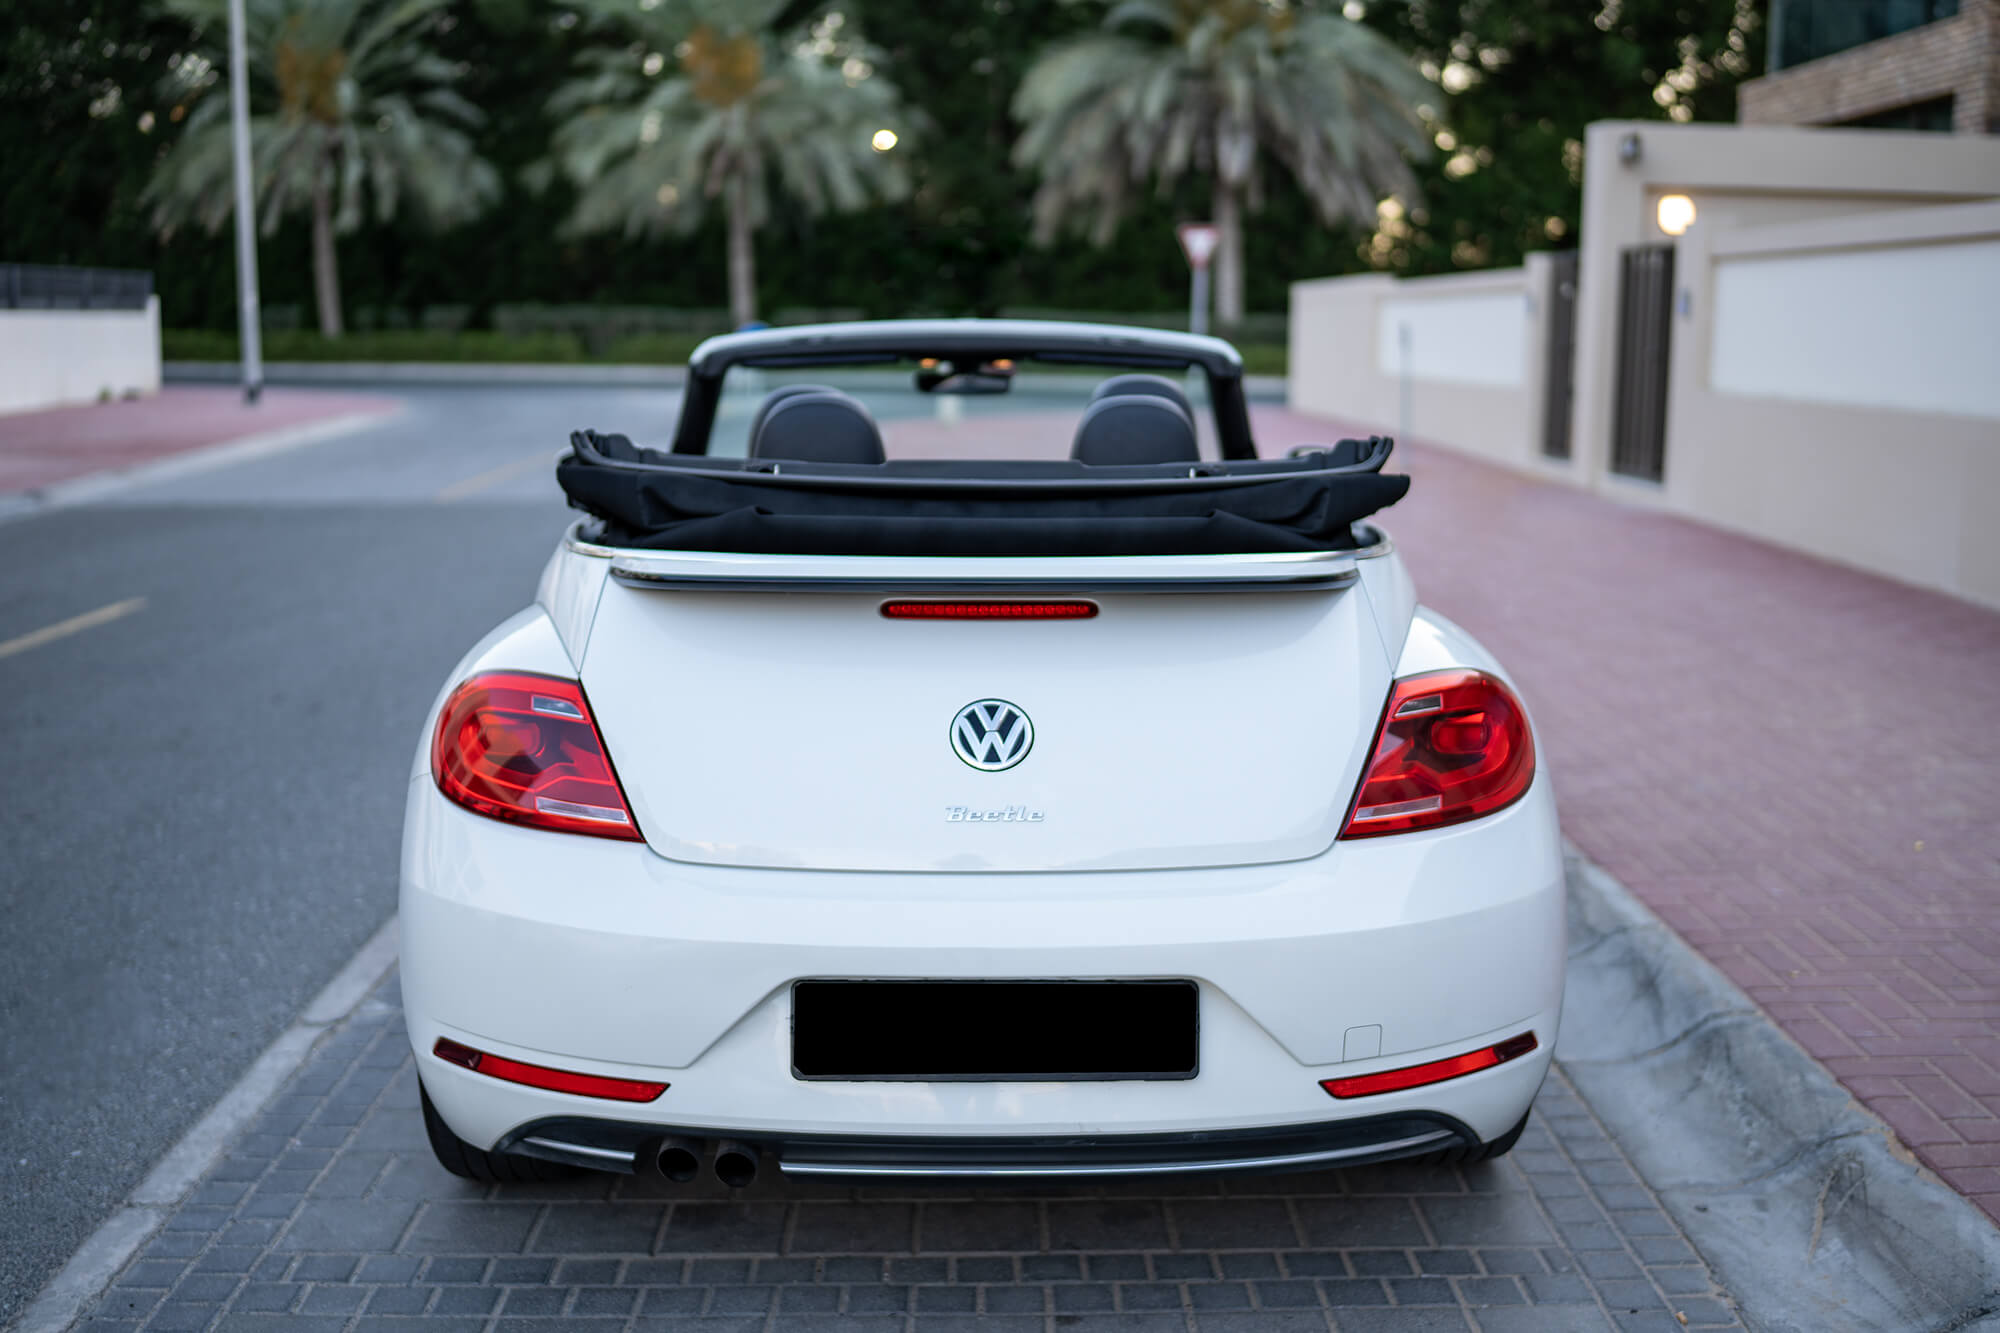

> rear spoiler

[{"left": 574, "top": 525, "right": 1386, "bottom": 595}]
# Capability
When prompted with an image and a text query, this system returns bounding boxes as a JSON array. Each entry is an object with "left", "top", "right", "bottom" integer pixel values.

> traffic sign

[{"left": 1176, "top": 222, "right": 1220, "bottom": 271}]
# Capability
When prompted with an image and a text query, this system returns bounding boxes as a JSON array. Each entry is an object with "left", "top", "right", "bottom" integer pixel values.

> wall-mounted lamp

[
  {"left": 1656, "top": 194, "right": 1697, "bottom": 236},
  {"left": 1618, "top": 133, "right": 1642, "bottom": 165}
]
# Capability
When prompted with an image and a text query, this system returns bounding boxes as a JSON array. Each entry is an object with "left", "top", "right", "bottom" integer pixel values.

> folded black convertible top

[{"left": 557, "top": 432, "right": 1409, "bottom": 558}]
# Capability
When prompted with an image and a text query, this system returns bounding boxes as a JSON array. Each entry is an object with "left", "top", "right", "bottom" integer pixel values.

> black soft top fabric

[{"left": 557, "top": 431, "right": 1409, "bottom": 557}]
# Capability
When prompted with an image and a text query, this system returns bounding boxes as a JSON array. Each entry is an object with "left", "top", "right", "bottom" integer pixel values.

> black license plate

[{"left": 791, "top": 980, "right": 1199, "bottom": 1081}]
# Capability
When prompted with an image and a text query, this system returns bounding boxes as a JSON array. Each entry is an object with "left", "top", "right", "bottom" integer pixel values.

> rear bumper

[
  {"left": 499, "top": 1113, "right": 1477, "bottom": 1180},
  {"left": 401, "top": 771, "right": 1565, "bottom": 1153}
]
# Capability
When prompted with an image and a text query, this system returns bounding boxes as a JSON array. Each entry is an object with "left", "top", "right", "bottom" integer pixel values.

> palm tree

[
  {"left": 1012, "top": 0, "right": 1432, "bottom": 324},
  {"left": 537, "top": 0, "right": 914, "bottom": 327},
  {"left": 145, "top": 0, "right": 499, "bottom": 337}
]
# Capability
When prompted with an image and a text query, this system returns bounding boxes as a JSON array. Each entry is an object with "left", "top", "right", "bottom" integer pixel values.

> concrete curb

[
  {"left": 0, "top": 408, "right": 399, "bottom": 523},
  {"left": 164, "top": 361, "right": 688, "bottom": 388},
  {"left": 1559, "top": 847, "right": 2000, "bottom": 1332},
  {"left": 5, "top": 918, "right": 401, "bottom": 1333}
]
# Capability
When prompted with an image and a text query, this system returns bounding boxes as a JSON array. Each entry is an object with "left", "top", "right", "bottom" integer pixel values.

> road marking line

[
  {"left": 0, "top": 597, "right": 146, "bottom": 661},
  {"left": 435, "top": 450, "right": 561, "bottom": 502},
  {"left": 12, "top": 916, "right": 401, "bottom": 1333}
]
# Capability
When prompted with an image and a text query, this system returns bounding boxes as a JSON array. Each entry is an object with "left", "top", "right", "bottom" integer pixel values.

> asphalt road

[{"left": 0, "top": 384, "right": 676, "bottom": 1325}]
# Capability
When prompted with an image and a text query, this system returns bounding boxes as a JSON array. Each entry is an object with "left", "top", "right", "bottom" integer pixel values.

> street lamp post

[{"left": 227, "top": 0, "right": 263, "bottom": 405}]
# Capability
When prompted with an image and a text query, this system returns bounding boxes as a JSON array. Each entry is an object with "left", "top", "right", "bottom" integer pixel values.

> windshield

[{"left": 702, "top": 362, "right": 1224, "bottom": 461}]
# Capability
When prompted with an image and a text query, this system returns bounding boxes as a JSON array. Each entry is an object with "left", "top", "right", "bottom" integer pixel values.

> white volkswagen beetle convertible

[{"left": 403, "top": 320, "right": 1564, "bottom": 1186}]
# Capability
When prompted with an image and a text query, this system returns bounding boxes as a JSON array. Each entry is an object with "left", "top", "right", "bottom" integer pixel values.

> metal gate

[
  {"left": 1610, "top": 245, "right": 1674, "bottom": 481},
  {"left": 1540, "top": 251, "right": 1579, "bottom": 460}
]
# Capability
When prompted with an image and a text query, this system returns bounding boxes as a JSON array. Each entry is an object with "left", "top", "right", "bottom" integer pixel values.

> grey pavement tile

[
  {"left": 919, "top": 1201, "right": 1041, "bottom": 1252},
  {"left": 171, "top": 1278, "right": 240, "bottom": 1304},
  {"left": 916, "top": 1284, "right": 980, "bottom": 1312},
  {"left": 405, "top": 1201, "right": 542, "bottom": 1252},
  {"left": 1474, "top": 1248, "right": 1541, "bottom": 1275},
  {"left": 299, "top": 1286, "right": 368, "bottom": 1315},
  {"left": 637, "top": 1288, "right": 705, "bottom": 1315},
  {"left": 1293, "top": 1197, "right": 1427, "bottom": 1247},
  {"left": 1116, "top": 1282, "right": 1183, "bottom": 1311},
  {"left": 1524, "top": 1273, "right": 1595, "bottom": 1304},
  {"left": 1050, "top": 1282, "right": 1115, "bottom": 1311},
  {"left": 1185, "top": 1281, "right": 1252, "bottom": 1310},
  {"left": 531, "top": 1206, "right": 663, "bottom": 1253},
  {"left": 210, "top": 1317, "right": 346, "bottom": 1333},
  {"left": 1414, "top": 1249, "right": 1479, "bottom": 1275},
  {"left": 956, "top": 1256, "right": 1017, "bottom": 1282},
  {"left": 1217, "top": 1252, "right": 1280, "bottom": 1278},
  {"left": 1326, "top": 1312, "right": 1471, "bottom": 1332},
  {"left": 1048, "top": 1200, "right": 1171, "bottom": 1250},
  {"left": 792, "top": 1201, "right": 913, "bottom": 1253},
  {"left": 487, "top": 1257, "right": 556, "bottom": 1283},
  {"left": 776, "top": 1284, "right": 840, "bottom": 1312},
  {"left": 430, "top": 1287, "right": 501, "bottom": 1316},
  {"left": 1194, "top": 1315, "right": 1331, "bottom": 1333},
  {"left": 1418, "top": 1196, "right": 1555, "bottom": 1247},
  {"left": 1667, "top": 1298, "right": 1738, "bottom": 1326},
  {"left": 656, "top": 1202, "right": 786, "bottom": 1253},
  {"left": 705, "top": 1284, "right": 777, "bottom": 1314},
  {"left": 356, "top": 1256, "right": 422, "bottom": 1283},
  {"left": 888, "top": 1257, "right": 950, "bottom": 1283},
  {"left": 1387, "top": 1277, "right": 1457, "bottom": 1305},
  {"left": 1256, "top": 1277, "right": 1322, "bottom": 1307},
  {"left": 1344, "top": 1251, "right": 1413, "bottom": 1277},
  {"left": 985, "top": 1284, "right": 1049, "bottom": 1314},
  {"left": 841, "top": 1283, "right": 912, "bottom": 1313},
  {"left": 1319, "top": 1277, "right": 1391, "bottom": 1306},
  {"left": 1472, "top": 1307, "right": 1615, "bottom": 1332},
  {"left": 554, "top": 1260, "right": 620, "bottom": 1286},
  {"left": 1033, "top": 1315, "right": 1187, "bottom": 1332},
  {"left": 140, "top": 1304, "right": 220, "bottom": 1333},
  {"left": 687, "top": 1258, "right": 753, "bottom": 1285},
  {"left": 276, "top": 1199, "right": 416, "bottom": 1251},
  {"left": 1148, "top": 1253, "right": 1215, "bottom": 1280},
  {"left": 1169, "top": 1198, "right": 1301, "bottom": 1249},
  {"left": 755, "top": 1258, "right": 822, "bottom": 1283},
  {"left": 1455, "top": 1276, "right": 1526, "bottom": 1306},
  {"left": 226, "top": 1283, "right": 299, "bottom": 1313}
]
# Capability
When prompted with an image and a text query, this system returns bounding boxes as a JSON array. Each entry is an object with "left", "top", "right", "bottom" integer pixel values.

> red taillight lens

[
  {"left": 882, "top": 601, "right": 1098, "bottom": 620},
  {"left": 1322, "top": 1032, "right": 1539, "bottom": 1099},
  {"left": 432, "top": 1038, "right": 666, "bottom": 1102},
  {"left": 1339, "top": 669, "right": 1535, "bottom": 838},
  {"left": 430, "top": 671, "right": 642, "bottom": 841}
]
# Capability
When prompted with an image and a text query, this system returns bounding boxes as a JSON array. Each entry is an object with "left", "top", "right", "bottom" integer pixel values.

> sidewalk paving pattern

[
  {"left": 0, "top": 387, "right": 399, "bottom": 495},
  {"left": 80, "top": 974, "right": 1741, "bottom": 1333},
  {"left": 1253, "top": 407, "right": 2000, "bottom": 1226}
]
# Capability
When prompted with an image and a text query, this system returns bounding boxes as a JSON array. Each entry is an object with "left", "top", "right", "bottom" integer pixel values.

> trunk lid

[{"left": 578, "top": 559, "right": 1391, "bottom": 873}]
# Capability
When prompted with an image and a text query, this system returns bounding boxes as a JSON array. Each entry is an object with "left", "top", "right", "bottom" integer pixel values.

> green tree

[
  {"left": 143, "top": 0, "right": 499, "bottom": 337},
  {"left": 1011, "top": 0, "right": 1432, "bottom": 324},
  {"left": 538, "top": 0, "right": 915, "bottom": 327},
  {"left": 1358, "top": 0, "right": 1763, "bottom": 273}
]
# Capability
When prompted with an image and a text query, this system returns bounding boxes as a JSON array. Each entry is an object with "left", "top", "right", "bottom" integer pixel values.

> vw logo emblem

[{"left": 951, "top": 699, "right": 1033, "bottom": 772}]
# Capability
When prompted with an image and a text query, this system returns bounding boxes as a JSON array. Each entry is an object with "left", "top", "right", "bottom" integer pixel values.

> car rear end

[{"left": 401, "top": 529, "right": 1564, "bottom": 1183}]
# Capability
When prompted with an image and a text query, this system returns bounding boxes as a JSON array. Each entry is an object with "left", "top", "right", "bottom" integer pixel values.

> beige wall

[
  {"left": 1288, "top": 259, "right": 1558, "bottom": 475},
  {"left": 0, "top": 297, "right": 162, "bottom": 416},
  {"left": 1667, "top": 200, "right": 2000, "bottom": 607},
  {"left": 1288, "top": 122, "right": 2000, "bottom": 607}
]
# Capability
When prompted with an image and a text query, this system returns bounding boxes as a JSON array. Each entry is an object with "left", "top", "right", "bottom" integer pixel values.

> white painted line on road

[
  {"left": 435, "top": 449, "right": 565, "bottom": 502},
  {"left": 0, "top": 598, "right": 146, "bottom": 661},
  {"left": 11, "top": 915, "right": 401, "bottom": 1333},
  {"left": 1, "top": 408, "right": 403, "bottom": 523}
]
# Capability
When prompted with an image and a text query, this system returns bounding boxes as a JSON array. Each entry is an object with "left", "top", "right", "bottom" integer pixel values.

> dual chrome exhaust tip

[{"left": 653, "top": 1136, "right": 758, "bottom": 1188}]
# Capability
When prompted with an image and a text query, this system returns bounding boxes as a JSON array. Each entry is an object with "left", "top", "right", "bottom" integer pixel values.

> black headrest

[
  {"left": 1091, "top": 373, "right": 1194, "bottom": 420},
  {"left": 747, "top": 384, "right": 838, "bottom": 445},
  {"left": 749, "top": 389, "right": 886, "bottom": 464},
  {"left": 1070, "top": 394, "right": 1200, "bottom": 466}
]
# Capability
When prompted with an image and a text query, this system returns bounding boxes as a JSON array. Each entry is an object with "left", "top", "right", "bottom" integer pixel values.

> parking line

[
  {"left": 434, "top": 451, "right": 559, "bottom": 502},
  {"left": 0, "top": 597, "right": 146, "bottom": 661}
]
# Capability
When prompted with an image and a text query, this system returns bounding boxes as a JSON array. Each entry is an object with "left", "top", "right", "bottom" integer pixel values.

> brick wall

[{"left": 1739, "top": 0, "right": 1999, "bottom": 133}]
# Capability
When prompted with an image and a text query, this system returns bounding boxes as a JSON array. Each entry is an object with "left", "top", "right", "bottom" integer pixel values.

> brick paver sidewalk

[
  {"left": 83, "top": 974, "right": 1741, "bottom": 1333},
  {"left": 0, "top": 386, "right": 399, "bottom": 495},
  {"left": 1256, "top": 408, "right": 2000, "bottom": 1225}
]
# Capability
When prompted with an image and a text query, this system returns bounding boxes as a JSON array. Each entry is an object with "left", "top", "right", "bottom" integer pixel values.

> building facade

[{"left": 1739, "top": 0, "right": 2000, "bottom": 133}]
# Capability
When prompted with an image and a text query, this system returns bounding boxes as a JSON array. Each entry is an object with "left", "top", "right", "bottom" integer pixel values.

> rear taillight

[
  {"left": 1340, "top": 669, "right": 1535, "bottom": 838},
  {"left": 433, "top": 1038, "right": 666, "bottom": 1102},
  {"left": 431, "top": 671, "right": 642, "bottom": 841},
  {"left": 1321, "top": 1032, "right": 1539, "bottom": 1099}
]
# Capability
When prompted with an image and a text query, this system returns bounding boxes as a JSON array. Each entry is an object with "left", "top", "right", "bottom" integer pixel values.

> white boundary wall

[
  {"left": 0, "top": 297, "right": 163, "bottom": 416},
  {"left": 1289, "top": 260, "right": 1556, "bottom": 473},
  {"left": 1668, "top": 200, "right": 2000, "bottom": 607}
]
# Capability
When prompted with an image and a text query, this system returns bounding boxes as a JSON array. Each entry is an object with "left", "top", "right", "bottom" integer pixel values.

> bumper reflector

[
  {"left": 432, "top": 1038, "right": 667, "bottom": 1103},
  {"left": 1321, "top": 1032, "right": 1538, "bottom": 1100}
]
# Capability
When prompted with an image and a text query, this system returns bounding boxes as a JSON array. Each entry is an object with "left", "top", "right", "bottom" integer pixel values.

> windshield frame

[{"left": 669, "top": 319, "right": 1259, "bottom": 460}]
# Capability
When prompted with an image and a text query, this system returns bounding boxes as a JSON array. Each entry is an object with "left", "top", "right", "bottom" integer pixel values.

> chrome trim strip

[
  {"left": 608, "top": 570, "right": 1357, "bottom": 595},
  {"left": 775, "top": 1128, "right": 1455, "bottom": 1179},
  {"left": 518, "top": 1136, "right": 636, "bottom": 1167}
]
